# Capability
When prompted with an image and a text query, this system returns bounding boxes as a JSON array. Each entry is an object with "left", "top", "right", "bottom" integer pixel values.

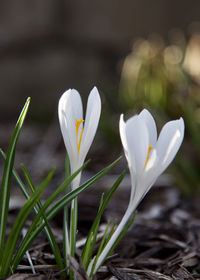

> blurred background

[{"left": 1, "top": 0, "right": 200, "bottom": 196}]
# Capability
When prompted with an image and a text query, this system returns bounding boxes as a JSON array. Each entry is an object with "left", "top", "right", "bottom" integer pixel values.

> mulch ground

[
  {"left": 1, "top": 123, "right": 200, "bottom": 280},
  {"left": 6, "top": 185, "right": 200, "bottom": 280}
]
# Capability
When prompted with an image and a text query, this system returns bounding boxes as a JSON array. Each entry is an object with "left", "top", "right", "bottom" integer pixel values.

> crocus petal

[
  {"left": 120, "top": 111, "right": 184, "bottom": 213},
  {"left": 131, "top": 151, "right": 159, "bottom": 208},
  {"left": 58, "top": 89, "right": 76, "bottom": 165},
  {"left": 67, "top": 89, "right": 83, "bottom": 162},
  {"left": 125, "top": 115, "right": 149, "bottom": 175},
  {"left": 155, "top": 117, "right": 184, "bottom": 175},
  {"left": 132, "top": 118, "right": 184, "bottom": 207},
  {"left": 120, "top": 114, "right": 137, "bottom": 201},
  {"left": 79, "top": 87, "right": 101, "bottom": 164},
  {"left": 69, "top": 89, "right": 83, "bottom": 122},
  {"left": 128, "top": 148, "right": 157, "bottom": 210},
  {"left": 58, "top": 89, "right": 83, "bottom": 172},
  {"left": 139, "top": 109, "right": 157, "bottom": 146},
  {"left": 119, "top": 114, "right": 129, "bottom": 161}
]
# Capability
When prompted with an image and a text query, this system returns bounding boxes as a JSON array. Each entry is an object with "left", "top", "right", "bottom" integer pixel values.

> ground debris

[
  {"left": 108, "top": 265, "right": 142, "bottom": 280},
  {"left": 2, "top": 124, "right": 200, "bottom": 279},
  {"left": 171, "top": 265, "right": 195, "bottom": 280},
  {"left": 6, "top": 273, "right": 47, "bottom": 280},
  {"left": 68, "top": 255, "right": 90, "bottom": 280},
  {"left": 7, "top": 188, "right": 200, "bottom": 279}
]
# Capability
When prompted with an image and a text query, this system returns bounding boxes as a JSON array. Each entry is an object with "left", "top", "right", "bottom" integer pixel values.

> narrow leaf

[
  {"left": 11, "top": 157, "right": 121, "bottom": 272},
  {"left": 0, "top": 167, "right": 52, "bottom": 277},
  {"left": 0, "top": 98, "right": 30, "bottom": 259},
  {"left": 82, "top": 193, "right": 104, "bottom": 268},
  {"left": 21, "top": 165, "right": 65, "bottom": 274},
  {"left": 82, "top": 168, "right": 127, "bottom": 269}
]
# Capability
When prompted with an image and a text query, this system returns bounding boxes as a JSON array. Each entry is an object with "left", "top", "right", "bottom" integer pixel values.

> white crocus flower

[
  {"left": 91, "top": 109, "right": 184, "bottom": 275},
  {"left": 120, "top": 109, "right": 184, "bottom": 210},
  {"left": 58, "top": 87, "right": 101, "bottom": 189}
]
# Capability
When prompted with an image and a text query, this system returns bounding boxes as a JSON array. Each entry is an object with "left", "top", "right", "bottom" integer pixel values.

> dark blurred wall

[{"left": 0, "top": 0, "right": 200, "bottom": 121}]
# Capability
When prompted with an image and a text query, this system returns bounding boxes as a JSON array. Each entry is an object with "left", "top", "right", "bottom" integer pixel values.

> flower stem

[
  {"left": 63, "top": 155, "right": 70, "bottom": 272},
  {"left": 63, "top": 204, "right": 70, "bottom": 270},
  {"left": 69, "top": 197, "right": 78, "bottom": 280},
  {"left": 70, "top": 197, "right": 78, "bottom": 256},
  {"left": 69, "top": 172, "right": 81, "bottom": 280},
  {"left": 90, "top": 204, "right": 133, "bottom": 276}
]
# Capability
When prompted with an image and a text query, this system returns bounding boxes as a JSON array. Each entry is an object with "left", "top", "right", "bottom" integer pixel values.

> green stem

[
  {"left": 63, "top": 205, "right": 70, "bottom": 269},
  {"left": 69, "top": 170, "right": 81, "bottom": 280},
  {"left": 69, "top": 197, "right": 78, "bottom": 280},
  {"left": 63, "top": 154, "right": 70, "bottom": 272}
]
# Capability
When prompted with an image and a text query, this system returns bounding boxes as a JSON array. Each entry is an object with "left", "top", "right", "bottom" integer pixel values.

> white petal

[
  {"left": 129, "top": 151, "right": 158, "bottom": 211},
  {"left": 58, "top": 89, "right": 75, "bottom": 163},
  {"left": 139, "top": 109, "right": 157, "bottom": 146},
  {"left": 79, "top": 87, "right": 101, "bottom": 163},
  {"left": 69, "top": 89, "right": 83, "bottom": 122},
  {"left": 58, "top": 89, "right": 83, "bottom": 172},
  {"left": 141, "top": 118, "right": 184, "bottom": 193},
  {"left": 125, "top": 115, "right": 149, "bottom": 175},
  {"left": 119, "top": 114, "right": 129, "bottom": 160},
  {"left": 120, "top": 114, "right": 138, "bottom": 201},
  {"left": 130, "top": 178, "right": 155, "bottom": 210},
  {"left": 130, "top": 117, "right": 184, "bottom": 209},
  {"left": 155, "top": 117, "right": 184, "bottom": 174}
]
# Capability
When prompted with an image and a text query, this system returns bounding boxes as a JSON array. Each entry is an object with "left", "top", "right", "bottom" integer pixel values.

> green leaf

[
  {"left": 91, "top": 211, "right": 136, "bottom": 277},
  {"left": 102, "top": 219, "right": 117, "bottom": 250},
  {"left": 11, "top": 157, "right": 121, "bottom": 272},
  {"left": 0, "top": 151, "right": 66, "bottom": 276},
  {"left": 0, "top": 98, "right": 30, "bottom": 258},
  {"left": 107, "top": 211, "right": 136, "bottom": 254},
  {"left": 0, "top": 167, "right": 52, "bottom": 277},
  {"left": 82, "top": 167, "right": 127, "bottom": 269},
  {"left": 0, "top": 149, "right": 30, "bottom": 199},
  {"left": 81, "top": 194, "right": 104, "bottom": 268},
  {"left": 91, "top": 222, "right": 111, "bottom": 272},
  {"left": 46, "top": 158, "right": 122, "bottom": 228},
  {"left": 11, "top": 160, "right": 89, "bottom": 272},
  {"left": 21, "top": 165, "right": 65, "bottom": 274}
]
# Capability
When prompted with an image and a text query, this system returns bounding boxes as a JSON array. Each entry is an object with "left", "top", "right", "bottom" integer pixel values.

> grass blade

[
  {"left": 91, "top": 211, "right": 136, "bottom": 277},
  {"left": 0, "top": 150, "right": 66, "bottom": 275},
  {"left": 11, "top": 157, "right": 121, "bottom": 272},
  {"left": 108, "top": 212, "right": 136, "bottom": 253},
  {"left": 11, "top": 161, "right": 89, "bottom": 272},
  {"left": 82, "top": 168, "right": 127, "bottom": 269},
  {"left": 90, "top": 222, "right": 111, "bottom": 274},
  {"left": 0, "top": 149, "right": 31, "bottom": 199},
  {"left": 102, "top": 219, "right": 117, "bottom": 250},
  {"left": 81, "top": 194, "right": 104, "bottom": 268},
  {"left": 0, "top": 167, "right": 52, "bottom": 277},
  {"left": 0, "top": 98, "right": 30, "bottom": 258},
  {"left": 46, "top": 158, "right": 122, "bottom": 229},
  {"left": 21, "top": 165, "right": 65, "bottom": 274}
]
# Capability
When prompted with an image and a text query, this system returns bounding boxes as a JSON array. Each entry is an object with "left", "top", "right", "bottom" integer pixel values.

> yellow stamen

[
  {"left": 143, "top": 145, "right": 153, "bottom": 171},
  {"left": 75, "top": 119, "right": 84, "bottom": 154}
]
